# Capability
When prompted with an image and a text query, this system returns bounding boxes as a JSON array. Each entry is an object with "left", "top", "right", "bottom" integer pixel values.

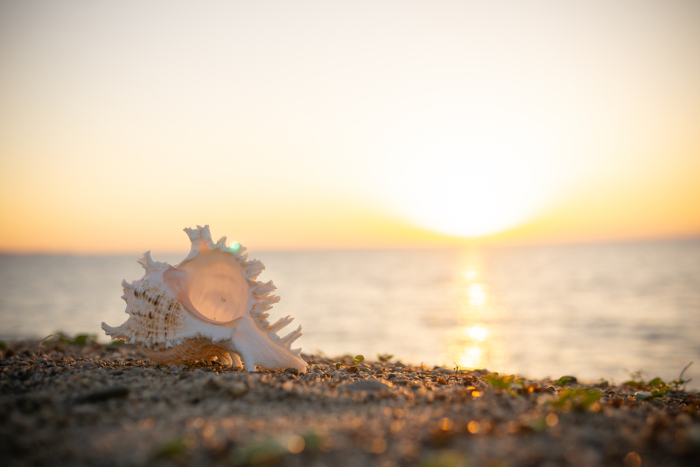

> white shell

[{"left": 102, "top": 225, "right": 307, "bottom": 372}]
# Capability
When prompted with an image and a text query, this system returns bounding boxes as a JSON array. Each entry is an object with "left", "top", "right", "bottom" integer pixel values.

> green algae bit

[
  {"left": 554, "top": 376, "right": 576, "bottom": 386},
  {"left": 485, "top": 372, "right": 523, "bottom": 396},
  {"left": 377, "top": 353, "right": 394, "bottom": 362},
  {"left": 51, "top": 332, "right": 98, "bottom": 345},
  {"left": 624, "top": 363, "right": 693, "bottom": 401},
  {"left": 352, "top": 355, "right": 365, "bottom": 365},
  {"left": 550, "top": 388, "right": 601, "bottom": 411},
  {"left": 151, "top": 436, "right": 188, "bottom": 459}
]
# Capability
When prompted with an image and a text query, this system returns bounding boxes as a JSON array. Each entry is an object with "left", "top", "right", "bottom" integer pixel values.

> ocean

[{"left": 1, "top": 239, "right": 699, "bottom": 388}]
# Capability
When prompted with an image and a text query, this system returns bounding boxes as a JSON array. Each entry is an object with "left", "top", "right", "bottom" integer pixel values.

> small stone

[
  {"left": 436, "top": 377, "right": 448, "bottom": 385},
  {"left": 282, "top": 381, "right": 294, "bottom": 391},
  {"left": 434, "top": 367, "right": 456, "bottom": 375},
  {"left": 635, "top": 391, "right": 653, "bottom": 401},
  {"left": 77, "top": 362, "right": 94, "bottom": 369},
  {"left": 79, "top": 386, "right": 130, "bottom": 403},
  {"left": 225, "top": 382, "right": 248, "bottom": 398},
  {"left": 343, "top": 379, "right": 392, "bottom": 392},
  {"left": 284, "top": 368, "right": 299, "bottom": 376},
  {"left": 206, "top": 376, "right": 224, "bottom": 390}
]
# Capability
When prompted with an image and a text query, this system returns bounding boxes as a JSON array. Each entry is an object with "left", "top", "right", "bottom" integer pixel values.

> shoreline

[{"left": 1, "top": 340, "right": 699, "bottom": 467}]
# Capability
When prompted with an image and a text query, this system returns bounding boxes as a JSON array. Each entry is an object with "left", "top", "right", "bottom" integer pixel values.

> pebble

[
  {"left": 343, "top": 379, "right": 392, "bottom": 392},
  {"left": 225, "top": 382, "right": 248, "bottom": 398},
  {"left": 79, "top": 386, "right": 130, "bottom": 403},
  {"left": 434, "top": 367, "right": 456, "bottom": 375}
]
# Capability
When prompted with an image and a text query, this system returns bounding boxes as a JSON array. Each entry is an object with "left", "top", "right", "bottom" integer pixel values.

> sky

[{"left": 1, "top": 1, "right": 699, "bottom": 253}]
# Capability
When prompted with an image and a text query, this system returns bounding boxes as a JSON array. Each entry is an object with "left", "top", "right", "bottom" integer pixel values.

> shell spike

[
  {"left": 280, "top": 325, "right": 303, "bottom": 347},
  {"left": 137, "top": 251, "right": 156, "bottom": 272},
  {"left": 181, "top": 225, "right": 219, "bottom": 262},
  {"left": 234, "top": 246, "right": 248, "bottom": 259},
  {"left": 214, "top": 236, "right": 227, "bottom": 250},
  {"left": 200, "top": 225, "right": 215, "bottom": 249},
  {"left": 121, "top": 279, "right": 136, "bottom": 291},
  {"left": 184, "top": 227, "right": 200, "bottom": 243},
  {"left": 267, "top": 315, "right": 294, "bottom": 333},
  {"left": 254, "top": 281, "right": 276, "bottom": 296}
]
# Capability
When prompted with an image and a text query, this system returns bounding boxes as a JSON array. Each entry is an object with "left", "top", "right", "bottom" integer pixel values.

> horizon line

[{"left": 2, "top": 232, "right": 699, "bottom": 257}]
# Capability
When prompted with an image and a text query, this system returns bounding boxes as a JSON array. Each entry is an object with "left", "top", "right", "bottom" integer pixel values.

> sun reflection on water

[
  {"left": 463, "top": 324, "right": 489, "bottom": 342},
  {"left": 467, "top": 283, "right": 486, "bottom": 306},
  {"left": 439, "top": 252, "right": 509, "bottom": 371}
]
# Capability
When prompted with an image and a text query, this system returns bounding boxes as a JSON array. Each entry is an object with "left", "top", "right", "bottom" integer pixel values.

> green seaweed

[
  {"left": 550, "top": 388, "right": 601, "bottom": 411},
  {"left": 623, "top": 363, "right": 692, "bottom": 399},
  {"left": 485, "top": 373, "right": 523, "bottom": 396},
  {"left": 52, "top": 332, "right": 98, "bottom": 345},
  {"left": 554, "top": 376, "right": 576, "bottom": 386},
  {"left": 233, "top": 433, "right": 311, "bottom": 465},
  {"left": 151, "top": 436, "right": 187, "bottom": 459},
  {"left": 377, "top": 353, "right": 394, "bottom": 362},
  {"left": 335, "top": 354, "right": 365, "bottom": 369}
]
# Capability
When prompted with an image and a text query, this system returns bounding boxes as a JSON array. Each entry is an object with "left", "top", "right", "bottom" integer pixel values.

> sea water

[{"left": 1, "top": 239, "right": 699, "bottom": 388}]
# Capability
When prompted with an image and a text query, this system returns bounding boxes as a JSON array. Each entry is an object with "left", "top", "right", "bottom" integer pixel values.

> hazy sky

[{"left": 1, "top": 1, "right": 699, "bottom": 253}]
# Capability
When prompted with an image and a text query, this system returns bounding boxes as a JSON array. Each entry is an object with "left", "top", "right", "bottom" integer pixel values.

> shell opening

[{"left": 163, "top": 249, "right": 249, "bottom": 323}]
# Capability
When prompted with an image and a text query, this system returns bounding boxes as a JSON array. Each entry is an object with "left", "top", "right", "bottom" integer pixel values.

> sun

[{"left": 380, "top": 133, "right": 552, "bottom": 238}]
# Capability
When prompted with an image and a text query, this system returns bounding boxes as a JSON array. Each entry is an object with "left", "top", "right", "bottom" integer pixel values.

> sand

[{"left": 1, "top": 339, "right": 699, "bottom": 467}]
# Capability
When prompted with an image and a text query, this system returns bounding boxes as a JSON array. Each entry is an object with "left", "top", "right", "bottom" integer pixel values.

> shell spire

[{"left": 102, "top": 225, "right": 307, "bottom": 372}]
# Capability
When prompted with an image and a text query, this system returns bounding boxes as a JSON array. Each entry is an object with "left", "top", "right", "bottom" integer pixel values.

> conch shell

[{"left": 102, "top": 225, "right": 307, "bottom": 372}]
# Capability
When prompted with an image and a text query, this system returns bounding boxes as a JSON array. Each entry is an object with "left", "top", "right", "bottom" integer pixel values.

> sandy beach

[{"left": 1, "top": 339, "right": 699, "bottom": 467}]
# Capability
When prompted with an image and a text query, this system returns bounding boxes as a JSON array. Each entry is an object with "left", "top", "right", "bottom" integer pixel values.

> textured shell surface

[{"left": 102, "top": 225, "right": 307, "bottom": 372}]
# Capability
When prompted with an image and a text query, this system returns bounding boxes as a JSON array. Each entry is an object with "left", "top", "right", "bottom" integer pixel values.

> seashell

[{"left": 102, "top": 225, "right": 307, "bottom": 372}]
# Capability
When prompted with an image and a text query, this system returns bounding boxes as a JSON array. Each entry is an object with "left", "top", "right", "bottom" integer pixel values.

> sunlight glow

[
  {"left": 467, "top": 284, "right": 486, "bottom": 307},
  {"left": 441, "top": 254, "right": 509, "bottom": 371},
  {"left": 379, "top": 125, "right": 555, "bottom": 237},
  {"left": 458, "top": 345, "right": 484, "bottom": 369},
  {"left": 463, "top": 325, "right": 489, "bottom": 342},
  {"left": 463, "top": 269, "right": 477, "bottom": 280}
]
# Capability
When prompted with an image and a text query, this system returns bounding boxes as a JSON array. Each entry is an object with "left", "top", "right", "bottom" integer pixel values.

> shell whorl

[{"left": 103, "top": 276, "right": 189, "bottom": 350}]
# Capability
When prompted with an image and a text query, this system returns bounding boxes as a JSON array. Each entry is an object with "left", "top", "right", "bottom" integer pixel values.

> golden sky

[{"left": 1, "top": 1, "right": 699, "bottom": 253}]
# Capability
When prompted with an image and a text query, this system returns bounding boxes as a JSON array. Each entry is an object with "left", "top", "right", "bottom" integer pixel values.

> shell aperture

[{"left": 101, "top": 225, "right": 307, "bottom": 372}]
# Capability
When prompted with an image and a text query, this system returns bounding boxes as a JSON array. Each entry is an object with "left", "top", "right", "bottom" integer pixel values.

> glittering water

[{"left": 1, "top": 239, "right": 699, "bottom": 388}]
